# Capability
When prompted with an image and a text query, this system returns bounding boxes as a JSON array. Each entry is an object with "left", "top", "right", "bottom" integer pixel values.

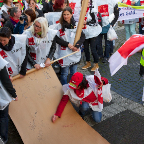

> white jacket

[
  {"left": 51, "top": 23, "right": 81, "bottom": 67},
  {"left": 23, "top": 29, "right": 58, "bottom": 69},
  {"left": 0, "top": 56, "right": 13, "bottom": 110},
  {"left": 0, "top": 34, "right": 27, "bottom": 77},
  {"left": 45, "top": 12, "right": 62, "bottom": 26},
  {"left": 96, "top": 0, "right": 118, "bottom": 27}
]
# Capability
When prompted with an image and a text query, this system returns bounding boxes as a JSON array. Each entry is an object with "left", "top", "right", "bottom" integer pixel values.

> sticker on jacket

[{"left": 98, "top": 4, "right": 109, "bottom": 17}]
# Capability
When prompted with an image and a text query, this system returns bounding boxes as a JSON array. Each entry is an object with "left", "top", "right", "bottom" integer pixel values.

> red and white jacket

[
  {"left": 96, "top": 0, "right": 117, "bottom": 27},
  {"left": 69, "top": 0, "right": 81, "bottom": 15},
  {"left": 0, "top": 56, "right": 13, "bottom": 110},
  {"left": 44, "top": 12, "right": 62, "bottom": 26},
  {"left": 50, "top": 23, "right": 81, "bottom": 67},
  {"left": 0, "top": 34, "right": 27, "bottom": 77},
  {"left": 55, "top": 69, "right": 108, "bottom": 117},
  {"left": 71, "top": 1, "right": 102, "bottom": 39},
  {"left": 82, "top": 7, "right": 102, "bottom": 39},
  {"left": 23, "top": 29, "right": 58, "bottom": 69}
]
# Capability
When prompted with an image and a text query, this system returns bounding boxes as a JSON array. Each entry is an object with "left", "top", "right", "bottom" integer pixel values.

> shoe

[
  {"left": 78, "top": 110, "right": 84, "bottom": 120},
  {"left": 91, "top": 63, "right": 99, "bottom": 71},
  {"left": 102, "top": 57, "right": 108, "bottom": 63},
  {"left": 110, "top": 53, "right": 113, "bottom": 56},
  {"left": 82, "top": 61, "right": 91, "bottom": 69}
]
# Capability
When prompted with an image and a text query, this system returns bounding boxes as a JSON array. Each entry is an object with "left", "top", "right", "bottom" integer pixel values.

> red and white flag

[{"left": 109, "top": 34, "right": 144, "bottom": 76}]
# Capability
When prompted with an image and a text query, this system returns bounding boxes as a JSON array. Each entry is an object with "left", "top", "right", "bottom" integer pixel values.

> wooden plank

[{"left": 9, "top": 66, "right": 109, "bottom": 144}]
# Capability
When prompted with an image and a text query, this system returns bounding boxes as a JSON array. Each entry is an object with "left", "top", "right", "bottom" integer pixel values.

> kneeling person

[{"left": 52, "top": 68, "right": 109, "bottom": 123}]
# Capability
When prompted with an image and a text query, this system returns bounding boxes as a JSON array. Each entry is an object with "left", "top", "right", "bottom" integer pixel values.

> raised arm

[{"left": 94, "top": 69, "right": 102, "bottom": 87}]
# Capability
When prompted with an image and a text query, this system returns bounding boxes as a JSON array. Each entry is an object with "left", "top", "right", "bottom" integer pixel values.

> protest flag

[{"left": 109, "top": 34, "right": 144, "bottom": 76}]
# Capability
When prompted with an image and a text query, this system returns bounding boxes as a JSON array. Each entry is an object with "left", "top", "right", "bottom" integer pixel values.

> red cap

[
  {"left": 69, "top": 72, "right": 83, "bottom": 89},
  {"left": 101, "top": 77, "right": 108, "bottom": 85}
]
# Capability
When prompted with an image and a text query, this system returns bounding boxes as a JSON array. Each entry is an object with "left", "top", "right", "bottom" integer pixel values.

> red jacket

[{"left": 55, "top": 77, "right": 108, "bottom": 117}]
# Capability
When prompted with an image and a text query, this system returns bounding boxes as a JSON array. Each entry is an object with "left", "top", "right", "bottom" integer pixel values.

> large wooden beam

[{"left": 74, "top": 0, "right": 89, "bottom": 45}]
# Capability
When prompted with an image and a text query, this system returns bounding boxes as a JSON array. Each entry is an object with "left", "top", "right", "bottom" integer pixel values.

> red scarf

[
  {"left": 74, "top": 83, "right": 89, "bottom": 98},
  {"left": 74, "top": 89, "right": 84, "bottom": 98},
  {"left": 10, "top": 16, "right": 19, "bottom": 23}
]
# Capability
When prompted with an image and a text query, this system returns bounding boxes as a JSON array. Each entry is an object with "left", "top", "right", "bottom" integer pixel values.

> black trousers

[
  {"left": 83, "top": 37, "right": 99, "bottom": 63},
  {"left": 0, "top": 105, "right": 9, "bottom": 143}
]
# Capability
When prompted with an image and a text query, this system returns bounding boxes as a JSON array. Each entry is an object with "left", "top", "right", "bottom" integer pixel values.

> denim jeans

[
  {"left": 124, "top": 23, "right": 136, "bottom": 40},
  {"left": 79, "top": 102, "right": 102, "bottom": 123},
  {"left": 109, "top": 40, "right": 113, "bottom": 54},
  {"left": 83, "top": 37, "right": 99, "bottom": 63},
  {"left": 139, "top": 23, "right": 144, "bottom": 35},
  {"left": 97, "top": 33, "right": 113, "bottom": 59},
  {"left": 0, "top": 105, "right": 9, "bottom": 143},
  {"left": 60, "top": 64, "right": 78, "bottom": 85}
]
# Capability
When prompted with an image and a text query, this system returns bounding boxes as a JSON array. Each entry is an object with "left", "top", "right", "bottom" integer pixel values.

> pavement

[
  {"left": 78, "top": 23, "right": 144, "bottom": 144},
  {"left": 7, "top": 23, "right": 144, "bottom": 144}
]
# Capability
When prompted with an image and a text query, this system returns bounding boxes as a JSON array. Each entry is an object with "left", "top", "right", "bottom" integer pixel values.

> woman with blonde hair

[{"left": 23, "top": 17, "right": 58, "bottom": 69}]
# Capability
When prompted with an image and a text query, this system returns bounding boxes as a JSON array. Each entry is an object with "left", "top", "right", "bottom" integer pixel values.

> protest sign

[
  {"left": 118, "top": 7, "right": 144, "bottom": 21},
  {"left": 9, "top": 66, "right": 109, "bottom": 144}
]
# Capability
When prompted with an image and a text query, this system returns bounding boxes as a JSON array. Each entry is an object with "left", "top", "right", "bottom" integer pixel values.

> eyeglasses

[{"left": 33, "top": 23, "right": 41, "bottom": 29}]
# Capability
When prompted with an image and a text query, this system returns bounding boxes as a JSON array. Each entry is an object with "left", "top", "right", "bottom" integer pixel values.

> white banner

[{"left": 118, "top": 7, "right": 144, "bottom": 21}]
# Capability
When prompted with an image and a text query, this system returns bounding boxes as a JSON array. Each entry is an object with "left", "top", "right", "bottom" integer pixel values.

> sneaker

[
  {"left": 91, "top": 63, "right": 99, "bottom": 71},
  {"left": 78, "top": 110, "right": 84, "bottom": 120},
  {"left": 82, "top": 61, "right": 91, "bottom": 69},
  {"left": 0, "top": 137, "right": 4, "bottom": 144},
  {"left": 102, "top": 57, "right": 108, "bottom": 63}
]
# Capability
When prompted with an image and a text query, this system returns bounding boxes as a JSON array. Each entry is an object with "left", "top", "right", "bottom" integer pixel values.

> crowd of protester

[{"left": 0, "top": 0, "right": 143, "bottom": 143}]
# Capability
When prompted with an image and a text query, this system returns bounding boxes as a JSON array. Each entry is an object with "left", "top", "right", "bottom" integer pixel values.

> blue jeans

[
  {"left": 83, "top": 37, "right": 99, "bottom": 63},
  {"left": 124, "top": 23, "right": 136, "bottom": 40},
  {"left": 139, "top": 23, "right": 144, "bottom": 34},
  {"left": 97, "top": 33, "right": 113, "bottom": 59},
  {"left": 0, "top": 105, "right": 9, "bottom": 143},
  {"left": 80, "top": 102, "right": 102, "bottom": 123},
  {"left": 60, "top": 64, "right": 78, "bottom": 85},
  {"left": 109, "top": 40, "right": 113, "bottom": 54}
]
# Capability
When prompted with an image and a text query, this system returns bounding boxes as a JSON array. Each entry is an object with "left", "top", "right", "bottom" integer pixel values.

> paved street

[
  {"left": 80, "top": 24, "right": 143, "bottom": 104},
  {"left": 7, "top": 24, "right": 144, "bottom": 144},
  {"left": 77, "top": 24, "right": 144, "bottom": 144}
]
